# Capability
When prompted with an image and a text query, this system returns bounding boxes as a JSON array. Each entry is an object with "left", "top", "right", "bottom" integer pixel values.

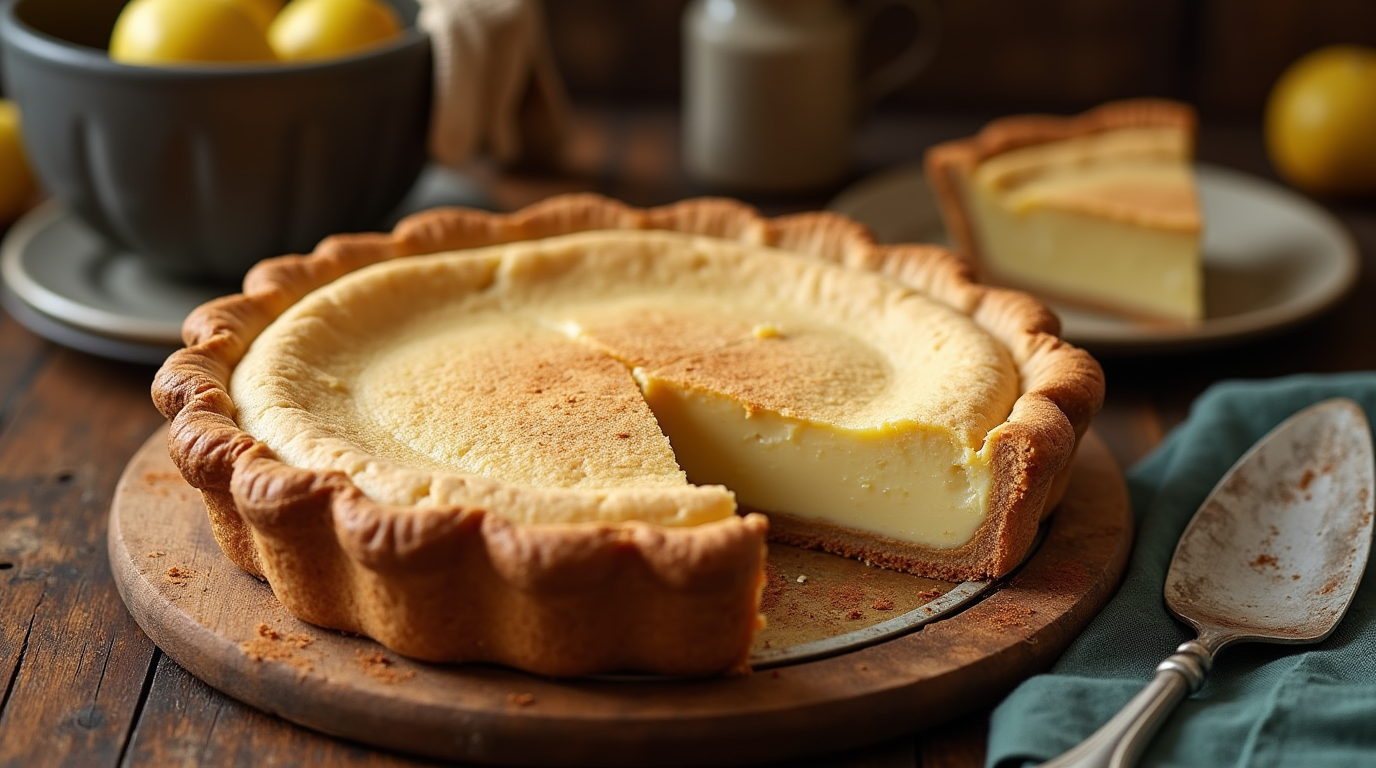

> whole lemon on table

[
  {"left": 109, "top": 0, "right": 277, "bottom": 64},
  {"left": 1265, "top": 44, "right": 1376, "bottom": 196},
  {"left": 268, "top": 0, "right": 402, "bottom": 63},
  {"left": 0, "top": 100, "right": 37, "bottom": 225}
]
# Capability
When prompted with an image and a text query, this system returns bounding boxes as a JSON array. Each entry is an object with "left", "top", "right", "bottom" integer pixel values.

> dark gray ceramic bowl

[{"left": 0, "top": 0, "right": 431, "bottom": 283}]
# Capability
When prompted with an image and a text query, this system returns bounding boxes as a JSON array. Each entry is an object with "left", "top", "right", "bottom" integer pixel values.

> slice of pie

[
  {"left": 926, "top": 99, "right": 1203, "bottom": 323},
  {"left": 152, "top": 195, "right": 1104, "bottom": 677}
]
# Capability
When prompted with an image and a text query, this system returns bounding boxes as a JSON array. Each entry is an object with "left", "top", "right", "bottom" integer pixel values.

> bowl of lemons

[{"left": 0, "top": 0, "right": 430, "bottom": 282}]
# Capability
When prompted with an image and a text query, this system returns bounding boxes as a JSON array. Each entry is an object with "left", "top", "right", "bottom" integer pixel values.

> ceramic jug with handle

[{"left": 683, "top": 0, "right": 938, "bottom": 192}]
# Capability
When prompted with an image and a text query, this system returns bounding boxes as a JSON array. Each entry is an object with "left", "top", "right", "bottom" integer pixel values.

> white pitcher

[{"left": 683, "top": 0, "right": 939, "bottom": 192}]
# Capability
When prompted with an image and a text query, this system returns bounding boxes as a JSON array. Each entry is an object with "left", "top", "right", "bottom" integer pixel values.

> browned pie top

[{"left": 229, "top": 229, "right": 1022, "bottom": 526}]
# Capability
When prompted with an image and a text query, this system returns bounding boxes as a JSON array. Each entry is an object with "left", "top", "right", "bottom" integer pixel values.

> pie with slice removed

[{"left": 152, "top": 194, "right": 1104, "bottom": 677}]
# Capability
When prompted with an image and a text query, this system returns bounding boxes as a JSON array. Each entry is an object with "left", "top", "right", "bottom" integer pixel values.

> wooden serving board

[{"left": 109, "top": 427, "right": 1132, "bottom": 766}]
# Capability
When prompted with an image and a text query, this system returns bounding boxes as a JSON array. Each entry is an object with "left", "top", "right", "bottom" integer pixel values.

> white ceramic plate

[
  {"left": 0, "top": 280, "right": 181, "bottom": 365},
  {"left": 1, "top": 199, "right": 225, "bottom": 347},
  {"left": 828, "top": 163, "right": 1361, "bottom": 354},
  {"left": 0, "top": 165, "right": 494, "bottom": 363}
]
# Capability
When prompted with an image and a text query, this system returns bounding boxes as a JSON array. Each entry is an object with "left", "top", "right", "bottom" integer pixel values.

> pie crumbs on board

[
  {"left": 356, "top": 650, "right": 415, "bottom": 683},
  {"left": 241, "top": 623, "right": 314, "bottom": 672}
]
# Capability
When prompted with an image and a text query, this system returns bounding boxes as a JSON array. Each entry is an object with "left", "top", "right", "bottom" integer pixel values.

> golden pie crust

[
  {"left": 924, "top": 98, "right": 1198, "bottom": 297},
  {"left": 151, "top": 194, "right": 1104, "bottom": 677}
]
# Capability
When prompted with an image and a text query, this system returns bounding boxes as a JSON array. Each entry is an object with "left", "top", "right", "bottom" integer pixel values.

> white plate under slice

[{"left": 829, "top": 163, "right": 1360, "bottom": 354}]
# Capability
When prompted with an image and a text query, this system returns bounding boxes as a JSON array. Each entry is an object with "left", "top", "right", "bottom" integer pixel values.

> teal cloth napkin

[{"left": 987, "top": 372, "right": 1376, "bottom": 768}]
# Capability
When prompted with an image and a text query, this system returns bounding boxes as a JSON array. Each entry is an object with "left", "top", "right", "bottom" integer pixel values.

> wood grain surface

[{"left": 108, "top": 427, "right": 1131, "bottom": 767}]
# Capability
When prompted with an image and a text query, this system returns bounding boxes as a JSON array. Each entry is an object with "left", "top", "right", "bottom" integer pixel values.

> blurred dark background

[{"left": 543, "top": 0, "right": 1376, "bottom": 118}]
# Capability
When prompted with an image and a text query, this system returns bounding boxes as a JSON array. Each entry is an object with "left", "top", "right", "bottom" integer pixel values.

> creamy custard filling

[
  {"left": 230, "top": 230, "right": 1020, "bottom": 547},
  {"left": 967, "top": 190, "right": 1201, "bottom": 320},
  {"left": 639, "top": 378, "right": 993, "bottom": 549}
]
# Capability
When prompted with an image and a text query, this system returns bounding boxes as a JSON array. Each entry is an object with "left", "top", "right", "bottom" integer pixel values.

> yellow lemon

[
  {"left": 232, "top": 0, "right": 286, "bottom": 30},
  {"left": 1265, "top": 45, "right": 1376, "bottom": 196},
  {"left": 0, "top": 100, "right": 37, "bottom": 225},
  {"left": 268, "top": 0, "right": 402, "bottom": 63},
  {"left": 109, "top": 0, "right": 277, "bottom": 65}
]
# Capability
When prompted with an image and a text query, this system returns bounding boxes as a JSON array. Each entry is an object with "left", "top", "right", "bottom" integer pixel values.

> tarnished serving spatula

[{"left": 1043, "top": 397, "right": 1375, "bottom": 768}]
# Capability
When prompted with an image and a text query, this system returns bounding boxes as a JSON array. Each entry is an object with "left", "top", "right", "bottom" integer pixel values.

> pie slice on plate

[{"left": 926, "top": 99, "right": 1203, "bottom": 323}]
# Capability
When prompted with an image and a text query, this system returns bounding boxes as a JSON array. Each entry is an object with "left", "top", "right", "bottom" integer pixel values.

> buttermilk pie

[
  {"left": 152, "top": 195, "right": 1104, "bottom": 677},
  {"left": 926, "top": 99, "right": 1203, "bottom": 323}
]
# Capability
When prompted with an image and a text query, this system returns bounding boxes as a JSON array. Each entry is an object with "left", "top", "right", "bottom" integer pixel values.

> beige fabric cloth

[{"left": 418, "top": 0, "right": 569, "bottom": 169}]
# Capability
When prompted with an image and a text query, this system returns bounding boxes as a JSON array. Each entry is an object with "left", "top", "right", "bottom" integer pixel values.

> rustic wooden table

[{"left": 1, "top": 106, "right": 1373, "bottom": 767}]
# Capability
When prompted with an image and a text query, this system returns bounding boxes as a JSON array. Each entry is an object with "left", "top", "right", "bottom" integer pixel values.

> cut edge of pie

[
  {"left": 924, "top": 98, "right": 1202, "bottom": 323},
  {"left": 151, "top": 193, "right": 1104, "bottom": 677}
]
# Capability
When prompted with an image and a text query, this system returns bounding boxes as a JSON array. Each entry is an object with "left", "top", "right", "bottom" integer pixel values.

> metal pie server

[{"left": 1043, "top": 397, "right": 1375, "bottom": 768}]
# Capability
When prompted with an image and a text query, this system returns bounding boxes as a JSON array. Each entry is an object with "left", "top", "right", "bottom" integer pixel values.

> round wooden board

[{"left": 109, "top": 426, "right": 1132, "bottom": 766}]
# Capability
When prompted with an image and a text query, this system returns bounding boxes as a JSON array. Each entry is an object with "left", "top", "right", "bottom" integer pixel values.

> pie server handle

[{"left": 1037, "top": 640, "right": 1213, "bottom": 768}]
